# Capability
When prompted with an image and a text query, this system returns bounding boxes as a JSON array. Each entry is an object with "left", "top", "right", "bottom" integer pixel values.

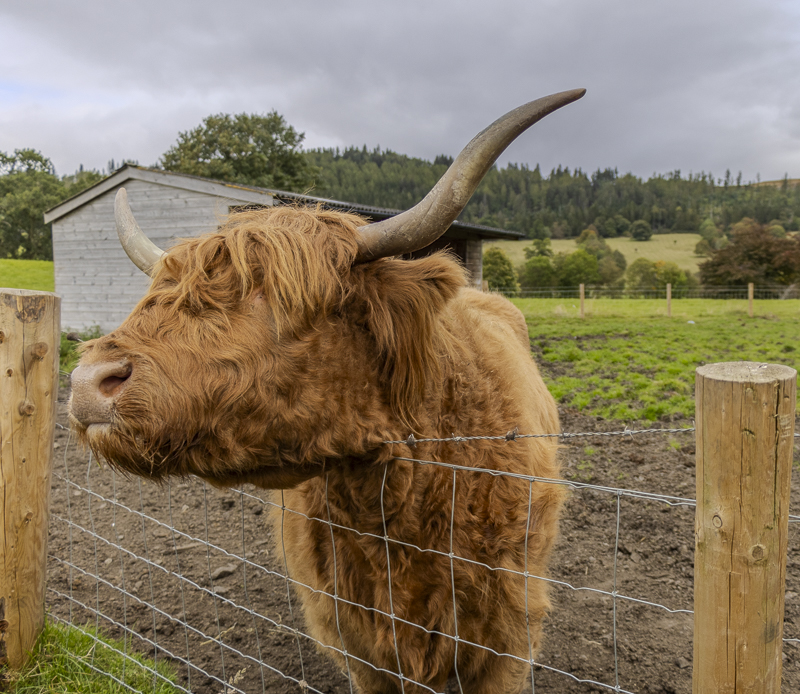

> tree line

[
  {"left": 307, "top": 147, "right": 800, "bottom": 240},
  {"left": 483, "top": 219, "right": 800, "bottom": 293},
  {"left": 3, "top": 110, "right": 799, "bottom": 293},
  {"left": 482, "top": 229, "right": 697, "bottom": 294},
  {"left": 0, "top": 150, "right": 103, "bottom": 260}
]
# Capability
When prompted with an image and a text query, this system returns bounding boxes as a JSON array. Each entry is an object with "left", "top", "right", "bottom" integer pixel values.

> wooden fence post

[
  {"left": 666, "top": 283, "right": 672, "bottom": 317},
  {"left": 579, "top": 284, "right": 585, "bottom": 318},
  {"left": 693, "top": 362, "right": 795, "bottom": 694},
  {"left": 0, "top": 289, "right": 60, "bottom": 672},
  {"left": 748, "top": 282, "right": 754, "bottom": 318}
]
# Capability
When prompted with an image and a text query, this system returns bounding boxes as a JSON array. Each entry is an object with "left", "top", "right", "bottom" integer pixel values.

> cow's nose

[{"left": 70, "top": 360, "right": 132, "bottom": 426}]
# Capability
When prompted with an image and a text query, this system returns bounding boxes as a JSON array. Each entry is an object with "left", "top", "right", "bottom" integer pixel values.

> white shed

[
  {"left": 44, "top": 165, "right": 523, "bottom": 332},
  {"left": 44, "top": 166, "right": 278, "bottom": 331}
]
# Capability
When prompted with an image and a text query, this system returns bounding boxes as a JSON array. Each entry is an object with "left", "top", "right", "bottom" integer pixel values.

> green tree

[
  {"left": 595, "top": 214, "right": 630, "bottom": 237},
  {"left": 0, "top": 149, "right": 65, "bottom": 260},
  {"left": 629, "top": 219, "right": 653, "bottom": 241},
  {"left": 598, "top": 255, "right": 624, "bottom": 286},
  {"left": 574, "top": 227, "right": 625, "bottom": 285},
  {"left": 612, "top": 214, "right": 631, "bottom": 236},
  {"left": 0, "top": 151, "right": 106, "bottom": 260},
  {"left": 766, "top": 222, "right": 787, "bottom": 238},
  {"left": 698, "top": 218, "right": 719, "bottom": 241},
  {"left": 523, "top": 237, "right": 553, "bottom": 258},
  {"left": 625, "top": 258, "right": 659, "bottom": 291},
  {"left": 518, "top": 255, "right": 557, "bottom": 289},
  {"left": 611, "top": 249, "right": 627, "bottom": 272},
  {"left": 62, "top": 166, "right": 104, "bottom": 198},
  {"left": 694, "top": 238, "right": 713, "bottom": 257},
  {"left": 306, "top": 146, "right": 449, "bottom": 211},
  {"left": 482, "top": 246, "right": 519, "bottom": 291},
  {"left": 672, "top": 205, "right": 701, "bottom": 231},
  {"left": 161, "top": 112, "right": 317, "bottom": 192},
  {"left": 575, "top": 226, "right": 604, "bottom": 253},
  {"left": 654, "top": 260, "right": 688, "bottom": 290},
  {"left": 553, "top": 249, "right": 601, "bottom": 286},
  {"left": 700, "top": 218, "right": 800, "bottom": 286}
]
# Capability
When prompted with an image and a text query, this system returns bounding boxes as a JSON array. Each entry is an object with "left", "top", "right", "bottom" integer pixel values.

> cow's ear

[{"left": 351, "top": 252, "right": 466, "bottom": 428}]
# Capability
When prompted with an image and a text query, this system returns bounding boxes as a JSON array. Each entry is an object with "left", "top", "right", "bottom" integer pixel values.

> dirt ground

[{"left": 46, "top": 385, "right": 800, "bottom": 694}]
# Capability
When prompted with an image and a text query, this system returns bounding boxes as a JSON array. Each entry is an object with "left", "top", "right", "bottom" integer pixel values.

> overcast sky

[{"left": 2, "top": 0, "right": 799, "bottom": 185}]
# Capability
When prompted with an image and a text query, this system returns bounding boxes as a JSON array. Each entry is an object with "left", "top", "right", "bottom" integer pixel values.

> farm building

[{"left": 44, "top": 165, "right": 523, "bottom": 332}]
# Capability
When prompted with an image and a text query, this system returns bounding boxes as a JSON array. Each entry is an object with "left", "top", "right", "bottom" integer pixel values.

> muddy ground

[{"left": 46, "top": 385, "right": 800, "bottom": 694}]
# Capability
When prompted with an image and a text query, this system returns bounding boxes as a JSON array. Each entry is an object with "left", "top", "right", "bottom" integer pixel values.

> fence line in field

[
  {"left": 493, "top": 283, "right": 797, "bottom": 300},
  {"left": 489, "top": 282, "right": 785, "bottom": 318}
]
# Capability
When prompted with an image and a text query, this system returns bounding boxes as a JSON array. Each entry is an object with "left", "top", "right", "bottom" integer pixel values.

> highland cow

[{"left": 69, "top": 89, "right": 585, "bottom": 694}]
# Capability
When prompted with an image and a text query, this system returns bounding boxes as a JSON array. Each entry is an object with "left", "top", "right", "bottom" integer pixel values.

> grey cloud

[{"left": 1, "top": 0, "right": 798, "bottom": 181}]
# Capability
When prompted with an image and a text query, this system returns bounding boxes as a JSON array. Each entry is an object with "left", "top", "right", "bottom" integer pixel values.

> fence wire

[
  {"left": 492, "top": 285, "right": 800, "bottom": 300},
  {"left": 45, "top": 421, "right": 799, "bottom": 694}
]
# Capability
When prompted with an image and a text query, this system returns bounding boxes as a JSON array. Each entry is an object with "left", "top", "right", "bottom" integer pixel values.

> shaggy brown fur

[{"left": 70, "top": 205, "right": 562, "bottom": 693}]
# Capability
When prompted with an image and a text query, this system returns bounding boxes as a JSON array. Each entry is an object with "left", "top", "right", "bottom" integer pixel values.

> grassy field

[
  {"left": 4, "top": 258, "right": 797, "bottom": 423},
  {"left": 0, "top": 235, "right": 715, "bottom": 293},
  {"left": 0, "top": 259, "right": 55, "bottom": 292},
  {"left": 10, "top": 621, "right": 179, "bottom": 693},
  {"left": 514, "top": 297, "right": 800, "bottom": 421},
  {"left": 486, "top": 233, "right": 703, "bottom": 273}
]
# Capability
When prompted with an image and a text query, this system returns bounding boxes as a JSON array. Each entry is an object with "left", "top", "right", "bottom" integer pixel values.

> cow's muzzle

[{"left": 70, "top": 360, "right": 132, "bottom": 427}]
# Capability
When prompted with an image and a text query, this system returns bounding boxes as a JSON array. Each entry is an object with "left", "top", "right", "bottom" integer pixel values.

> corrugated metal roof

[{"left": 268, "top": 190, "right": 524, "bottom": 239}]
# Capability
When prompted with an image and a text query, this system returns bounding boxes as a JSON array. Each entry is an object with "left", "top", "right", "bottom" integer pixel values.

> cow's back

[{"left": 445, "top": 287, "right": 559, "bottom": 449}]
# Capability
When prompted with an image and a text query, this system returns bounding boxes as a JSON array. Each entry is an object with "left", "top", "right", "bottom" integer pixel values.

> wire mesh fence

[{"left": 44, "top": 399, "right": 800, "bottom": 694}]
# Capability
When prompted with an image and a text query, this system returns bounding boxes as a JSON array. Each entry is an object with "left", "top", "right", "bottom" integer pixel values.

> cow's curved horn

[
  {"left": 115, "top": 188, "right": 165, "bottom": 276},
  {"left": 354, "top": 88, "right": 586, "bottom": 262}
]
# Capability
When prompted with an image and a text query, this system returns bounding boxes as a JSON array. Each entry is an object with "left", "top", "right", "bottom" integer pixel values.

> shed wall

[
  {"left": 53, "top": 179, "right": 265, "bottom": 332},
  {"left": 464, "top": 239, "right": 483, "bottom": 287}
]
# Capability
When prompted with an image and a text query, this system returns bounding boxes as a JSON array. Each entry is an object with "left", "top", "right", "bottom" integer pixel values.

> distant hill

[
  {"left": 306, "top": 148, "right": 800, "bottom": 239},
  {"left": 485, "top": 234, "right": 703, "bottom": 274},
  {"left": 753, "top": 177, "right": 800, "bottom": 189}
]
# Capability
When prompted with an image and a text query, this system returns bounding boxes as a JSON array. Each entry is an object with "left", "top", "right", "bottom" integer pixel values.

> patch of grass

[
  {"left": 60, "top": 327, "right": 103, "bottom": 374},
  {"left": 486, "top": 233, "right": 703, "bottom": 274},
  {"left": 517, "top": 298, "right": 800, "bottom": 421},
  {"left": 0, "top": 264, "right": 97, "bottom": 374},
  {"left": 0, "top": 259, "right": 55, "bottom": 292},
  {"left": 574, "top": 459, "right": 594, "bottom": 482},
  {"left": 515, "top": 297, "right": 800, "bottom": 321},
  {"left": 9, "top": 621, "right": 180, "bottom": 693}
]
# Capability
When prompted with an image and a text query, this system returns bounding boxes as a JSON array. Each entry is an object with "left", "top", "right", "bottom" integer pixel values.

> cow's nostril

[{"left": 99, "top": 363, "right": 132, "bottom": 397}]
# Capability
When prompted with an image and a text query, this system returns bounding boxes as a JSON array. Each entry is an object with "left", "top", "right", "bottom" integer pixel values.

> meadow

[
  {"left": 515, "top": 297, "right": 800, "bottom": 421},
  {"left": 0, "top": 259, "right": 55, "bottom": 292},
  {"left": 4, "top": 260, "right": 798, "bottom": 423},
  {"left": 486, "top": 233, "right": 703, "bottom": 273}
]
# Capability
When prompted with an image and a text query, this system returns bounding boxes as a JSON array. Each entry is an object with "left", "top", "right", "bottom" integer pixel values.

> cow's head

[{"left": 68, "top": 90, "right": 585, "bottom": 489}]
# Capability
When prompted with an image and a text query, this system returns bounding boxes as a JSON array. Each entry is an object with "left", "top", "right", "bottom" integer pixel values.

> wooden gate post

[
  {"left": 667, "top": 283, "right": 672, "bottom": 318},
  {"left": 694, "top": 362, "right": 796, "bottom": 693},
  {"left": 0, "top": 289, "right": 60, "bottom": 672}
]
